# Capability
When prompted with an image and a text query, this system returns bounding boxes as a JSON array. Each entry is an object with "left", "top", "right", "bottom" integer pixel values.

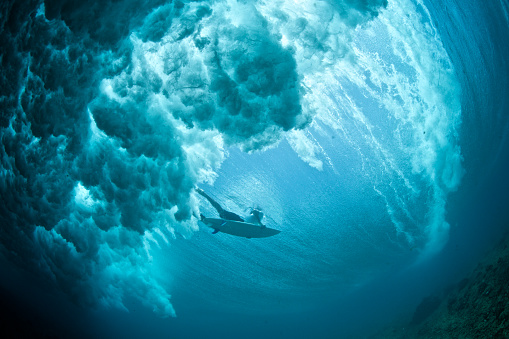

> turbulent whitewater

[{"left": 0, "top": 0, "right": 464, "bottom": 317}]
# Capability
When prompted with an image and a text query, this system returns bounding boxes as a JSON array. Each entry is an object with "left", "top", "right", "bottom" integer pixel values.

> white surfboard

[{"left": 201, "top": 217, "right": 281, "bottom": 238}]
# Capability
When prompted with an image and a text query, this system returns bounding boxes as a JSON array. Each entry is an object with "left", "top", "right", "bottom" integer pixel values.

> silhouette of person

[{"left": 195, "top": 188, "right": 244, "bottom": 222}]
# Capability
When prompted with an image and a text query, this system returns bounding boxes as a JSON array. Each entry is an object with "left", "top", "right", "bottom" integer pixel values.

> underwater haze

[{"left": 1, "top": 0, "right": 508, "bottom": 338}]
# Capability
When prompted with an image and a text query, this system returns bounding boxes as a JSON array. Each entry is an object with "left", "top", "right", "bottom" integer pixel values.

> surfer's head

[{"left": 251, "top": 209, "right": 264, "bottom": 223}]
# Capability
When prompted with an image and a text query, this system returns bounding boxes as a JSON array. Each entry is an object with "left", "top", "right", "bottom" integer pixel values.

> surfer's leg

[{"left": 195, "top": 188, "right": 225, "bottom": 214}]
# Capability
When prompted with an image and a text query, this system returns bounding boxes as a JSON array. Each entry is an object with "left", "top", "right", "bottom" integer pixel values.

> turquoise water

[{"left": 1, "top": 0, "right": 508, "bottom": 337}]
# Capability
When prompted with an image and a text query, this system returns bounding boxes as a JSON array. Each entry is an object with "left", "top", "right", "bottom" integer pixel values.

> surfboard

[{"left": 201, "top": 217, "right": 281, "bottom": 238}]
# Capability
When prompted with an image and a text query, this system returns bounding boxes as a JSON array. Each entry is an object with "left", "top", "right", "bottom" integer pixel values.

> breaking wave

[{"left": 0, "top": 0, "right": 462, "bottom": 316}]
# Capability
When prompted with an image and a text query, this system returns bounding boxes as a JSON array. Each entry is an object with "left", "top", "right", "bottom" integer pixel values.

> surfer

[
  {"left": 244, "top": 208, "right": 265, "bottom": 227},
  {"left": 195, "top": 188, "right": 244, "bottom": 222},
  {"left": 196, "top": 188, "right": 276, "bottom": 238}
]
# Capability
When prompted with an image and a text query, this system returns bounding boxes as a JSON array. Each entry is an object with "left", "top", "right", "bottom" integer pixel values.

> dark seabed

[{"left": 1, "top": 0, "right": 508, "bottom": 338}]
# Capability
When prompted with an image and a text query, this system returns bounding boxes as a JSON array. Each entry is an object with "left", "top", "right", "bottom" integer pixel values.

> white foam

[
  {"left": 286, "top": 129, "right": 323, "bottom": 170},
  {"left": 304, "top": 0, "right": 463, "bottom": 257}
]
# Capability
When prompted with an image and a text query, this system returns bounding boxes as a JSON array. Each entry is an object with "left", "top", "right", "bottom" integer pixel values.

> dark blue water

[{"left": 1, "top": 0, "right": 508, "bottom": 338}]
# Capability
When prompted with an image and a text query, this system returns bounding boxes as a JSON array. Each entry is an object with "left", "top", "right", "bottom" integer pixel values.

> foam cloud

[{"left": 126, "top": 1, "right": 308, "bottom": 151}]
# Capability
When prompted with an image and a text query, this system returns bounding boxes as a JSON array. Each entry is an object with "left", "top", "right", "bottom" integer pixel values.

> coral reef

[{"left": 376, "top": 234, "right": 509, "bottom": 338}]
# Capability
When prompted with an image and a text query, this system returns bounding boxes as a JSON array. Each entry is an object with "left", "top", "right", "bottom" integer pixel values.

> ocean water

[{"left": 0, "top": 0, "right": 508, "bottom": 338}]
